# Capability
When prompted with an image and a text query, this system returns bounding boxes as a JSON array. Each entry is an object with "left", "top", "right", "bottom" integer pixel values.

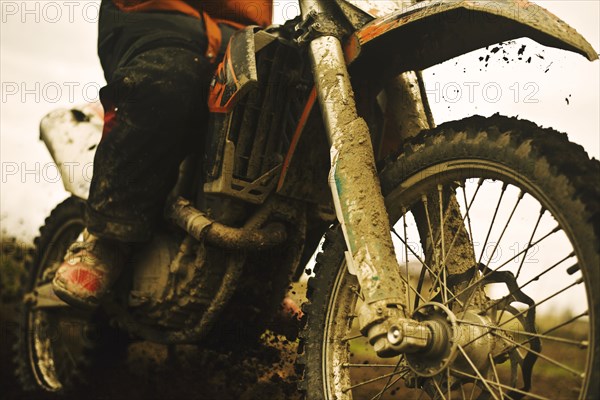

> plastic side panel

[
  {"left": 39, "top": 104, "right": 104, "bottom": 200},
  {"left": 345, "top": 0, "right": 597, "bottom": 72},
  {"left": 208, "top": 27, "right": 259, "bottom": 113}
]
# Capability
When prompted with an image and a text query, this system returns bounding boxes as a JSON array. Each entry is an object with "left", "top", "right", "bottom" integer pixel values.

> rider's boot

[{"left": 52, "top": 229, "right": 130, "bottom": 309}]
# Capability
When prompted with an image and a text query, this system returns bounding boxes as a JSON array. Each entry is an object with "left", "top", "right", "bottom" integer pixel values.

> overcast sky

[{"left": 1, "top": 0, "right": 598, "bottom": 242}]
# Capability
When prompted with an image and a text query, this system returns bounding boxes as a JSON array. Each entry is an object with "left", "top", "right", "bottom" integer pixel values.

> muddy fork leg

[{"left": 307, "top": 33, "right": 432, "bottom": 356}]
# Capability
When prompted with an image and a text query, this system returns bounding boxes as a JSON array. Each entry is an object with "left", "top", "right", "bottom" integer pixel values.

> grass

[{"left": 0, "top": 238, "right": 30, "bottom": 302}]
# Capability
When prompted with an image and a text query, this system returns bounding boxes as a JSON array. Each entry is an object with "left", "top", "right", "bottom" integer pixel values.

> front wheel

[{"left": 298, "top": 115, "right": 599, "bottom": 399}]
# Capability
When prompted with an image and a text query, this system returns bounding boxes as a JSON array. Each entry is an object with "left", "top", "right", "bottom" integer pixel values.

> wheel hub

[
  {"left": 453, "top": 310, "right": 496, "bottom": 374},
  {"left": 405, "top": 302, "right": 497, "bottom": 377}
]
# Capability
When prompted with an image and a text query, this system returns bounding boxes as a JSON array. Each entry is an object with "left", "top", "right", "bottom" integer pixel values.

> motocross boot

[{"left": 52, "top": 230, "right": 130, "bottom": 309}]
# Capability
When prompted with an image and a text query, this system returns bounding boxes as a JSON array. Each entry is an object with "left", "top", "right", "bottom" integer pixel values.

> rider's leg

[
  {"left": 86, "top": 46, "right": 212, "bottom": 242},
  {"left": 53, "top": 2, "right": 212, "bottom": 307}
]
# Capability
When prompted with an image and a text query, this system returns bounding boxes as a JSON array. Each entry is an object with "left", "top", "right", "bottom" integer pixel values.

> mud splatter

[{"left": 475, "top": 41, "right": 549, "bottom": 71}]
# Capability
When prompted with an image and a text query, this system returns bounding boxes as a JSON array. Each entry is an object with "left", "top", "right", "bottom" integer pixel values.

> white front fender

[{"left": 40, "top": 103, "right": 103, "bottom": 200}]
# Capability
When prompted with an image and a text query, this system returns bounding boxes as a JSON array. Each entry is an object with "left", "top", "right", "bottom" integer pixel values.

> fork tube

[
  {"left": 299, "top": 0, "right": 323, "bottom": 17},
  {"left": 308, "top": 35, "right": 406, "bottom": 310}
]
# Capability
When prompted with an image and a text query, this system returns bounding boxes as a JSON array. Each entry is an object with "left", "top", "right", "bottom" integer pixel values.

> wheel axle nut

[{"left": 387, "top": 325, "right": 403, "bottom": 345}]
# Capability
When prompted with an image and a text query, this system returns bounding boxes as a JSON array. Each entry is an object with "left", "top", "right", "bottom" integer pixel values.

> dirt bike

[{"left": 14, "top": 1, "right": 599, "bottom": 399}]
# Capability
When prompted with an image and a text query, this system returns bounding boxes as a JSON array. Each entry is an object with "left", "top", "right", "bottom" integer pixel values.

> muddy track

[
  {"left": 1, "top": 301, "right": 301, "bottom": 400},
  {"left": 0, "top": 237, "right": 302, "bottom": 400}
]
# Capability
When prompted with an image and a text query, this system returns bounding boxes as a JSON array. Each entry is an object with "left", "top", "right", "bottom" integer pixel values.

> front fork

[{"left": 308, "top": 35, "right": 431, "bottom": 356}]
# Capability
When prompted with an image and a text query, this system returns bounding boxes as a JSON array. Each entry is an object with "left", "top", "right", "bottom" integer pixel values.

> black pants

[{"left": 87, "top": 1, "right": 230, "bottom": 242}]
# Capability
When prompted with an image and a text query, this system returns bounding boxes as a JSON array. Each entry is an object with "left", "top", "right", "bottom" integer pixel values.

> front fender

[{"left": 344, "top": 0, "right": 597, "bottom": 74}]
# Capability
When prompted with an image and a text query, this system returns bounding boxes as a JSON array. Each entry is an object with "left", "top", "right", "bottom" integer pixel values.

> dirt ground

[
  {"left": 0, "top": 302, "right": 302, "bottom": 400},
  {"left": 0, "top": 237, "right": 303, "bottom": 400}
]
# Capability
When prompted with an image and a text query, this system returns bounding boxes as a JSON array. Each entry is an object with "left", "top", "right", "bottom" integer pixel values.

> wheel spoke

[
  {"left": 402, "top": 207, "right": 411, "bottom": 311},
  {"left": 369, "top": 374, "right": 405, "bottom": 400},
  {"left": 460, "top": 182, "right": 475, "bottom": 248},
  {"left": 342, "top": 369, "right": 410, "bottom": 393},
  {"left": 437, "top": 184, "right": 448, "bottom": 303},
  {"left": 494, "top": 278, "right": 583, "bottom": 330},
  {"left": 458, "top": 383, "right": 467, "bottom": 400},
  {"left": 351, "top": 285, "right": 365, "bottom": 301},
  {"left": 454, "top": 201, "right": 494, "bottom": 328},
  {"left": 341, "top": 333, "right": 363, "bottom": 342},
  {"left": 481, "top": 254, "right": 575, "bottom": 314},
  {"left": 444, "top": 225, "right": 560, "bottom": 305},
  {"left": 381, "top": 231, "right": 430, "bottom": 304},
  {"left": 343, "top": 363, "right": 401, "bottom": 368},
  {"left": 422, "top": 194, "right": 440, "bottom": 271},
  {"left": 495, "top": 206, "right": 546, "bottom": 329},
  {"left": 450, "top": 369, "right": 551, "bottom": 400},
  {"left": 477, "top": 183, "right": 508, "bottom": 266},
  {"left": 489, "top": 354, "right": 506, "bottom": 400},
  {"left": 456, "top": 318, "right": 588, "bottom": 348},
  {"left": 442, "top": 179, "right": 484, "bottom": 267},
  {"left": 433, "top": 178, "right": 483, "bottom": 249},
  {"left": 540, "top": 310, "right": 588, "bottom": 336},
  {"left": 456, "top": 345, "right": 500, "bottom": 400},
  {"left": 446, "top": 368, "right": 452, "bottom": 400},
  {"left": 398, "top": 269, "right": 429, "bottom": 305},
  {"left": 436, "top": 180, "right": 482, "bottom": 281},
  {"left": 515, "top": 207, "right": 545, "bottom": 279},
  {"left": 414, "top": 263, "right": 427, "bottom": 309},
  {"left": 392, "top": 229, "right": 462, "bottom": 308},
  {"left": 421, "top": 193, "right": 442, "bottom": 308},
  {"left": 503, "top": 311, "right": 590, "bottom": 354},
  {"left": 485, "top": 190, "right": 524, "bottom": 268},
  {"left": 491, "top": 332, "right": 584, "bottom": 378},
  {"left": 460, "top": 178, "right": 484, "bottom": 246},
  {"left": 467, "top": 382, "right": 476, "bottom": 400},
  {"left": 373, "top": 355, "right": 405, "bottom": 400},
  {"left": 463, "top": 278, "right": 584, "bottom": 349},
  {"left": 432, "top": 376, "right": 448, "bottom": 400}
]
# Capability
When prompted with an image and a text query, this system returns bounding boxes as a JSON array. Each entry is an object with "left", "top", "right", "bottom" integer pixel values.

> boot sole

[{"left": 52, "top": 279, "right": 100, "bottom": 310}]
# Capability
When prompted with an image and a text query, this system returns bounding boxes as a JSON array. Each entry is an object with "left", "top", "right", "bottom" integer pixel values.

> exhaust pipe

[{"left": 169, "top": 197, "right": 287, "bottom": 250}]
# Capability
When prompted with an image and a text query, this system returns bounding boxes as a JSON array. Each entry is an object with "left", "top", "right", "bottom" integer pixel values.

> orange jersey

[{"left": 112, "top": 1, "right": 273, "bottom": 27}]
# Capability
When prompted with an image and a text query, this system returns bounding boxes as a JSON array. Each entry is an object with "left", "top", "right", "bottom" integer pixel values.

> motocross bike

[{"left": 14, "top": 0, "right": 599, "bottom": 399}]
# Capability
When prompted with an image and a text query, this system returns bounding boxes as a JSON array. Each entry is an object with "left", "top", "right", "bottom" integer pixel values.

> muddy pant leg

[{"left": 86, "top": 47, "right": 212, "bottom": 242}]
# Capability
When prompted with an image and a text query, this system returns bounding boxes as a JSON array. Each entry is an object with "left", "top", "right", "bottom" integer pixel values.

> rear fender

[
  {"left": 344, "top": 0, "right": 598, "bottom": 74},
  {"left": 40, "top": 103, "right": 103, "bottom": 200}
]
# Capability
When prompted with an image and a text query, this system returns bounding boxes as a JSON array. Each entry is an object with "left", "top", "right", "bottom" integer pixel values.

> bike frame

[{"left": 299, "top": 0, "right": 597, "bottom": 355}]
